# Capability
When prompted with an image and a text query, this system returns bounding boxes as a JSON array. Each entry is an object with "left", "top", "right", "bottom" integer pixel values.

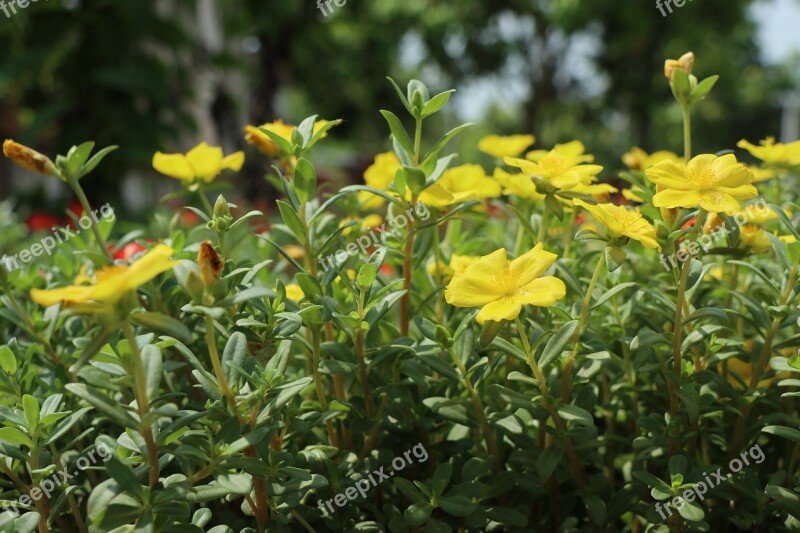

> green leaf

[
  {"left": 404, "top": 502, "right": 433, "bottom": 526},
  {"left": 770, "top": 203, "right": 800, "bottom": 239},
  {"left": 677, "top": 500, "right": 704, "bottom": 522},
  {"left": 422, "top": 123, "right": 474, "bottom": 165},
  {"left": 258, "top": 126, "right": 293, "bottom": 155},
  {"left": 387, "top": 77, "right": 413, "bottom": 115},
  {"left": 22, "top": 395, "right": 39, "bottom": 430},
  {"left": 479, "top": 320, "right": 506, "bottom": 349},
  {"left": 0, "top": 427, "right": 32, "bottom": 448},
  {"left": 604, "top": 246, "right": 627, "bottom": 272},
  {"left": 141, "top": 345, "right": 163, "bottom": 401},
  {"left": 557, "top": 405, "right": 594, "bottom": 427},
  {"left": 380, "top": 110, "right": 415, "bottom": 157},
  {"left": 0, "top": 345, "right": 16, "bottom": 374},
  {"left": 276, "top": 200, "right": 306, "bottom": 243},
  {"left": 689, "top": 75, "right": 719, "bottom": 103},
  {"left": 222, "top": 332, "right": 248, "bottom": 387},
  {"left": 538, "top": 320, "right": 579, "bottom": 368},
  {"left": 438, "top": 495, "right": 476, "bottom": 517},
  {"left": 66, "top": 141, "right": 95, "bottom": 178},
  {"left": 421, "top": 90, "right": 455, "bottom": 118},
  {"left": 106, "top": 457, "right": 145, "bottom": 498},
  {"left": 535, "top": 443, "right": 563, "bottom": 481},
  {"left": 65, "top": 384, "right": 139, "bottom": 429},
  {"left": 294, "top": 158, "right": 317, "bottom": 204},
  {"left": 130, "top": 313, "right": 191, "bottom": 343},
  {"left": 763, "top": 425, "right": 800, "bottom": 444},
  {"left": 77, "top": 145, "right": 118, "bottom": 179}
]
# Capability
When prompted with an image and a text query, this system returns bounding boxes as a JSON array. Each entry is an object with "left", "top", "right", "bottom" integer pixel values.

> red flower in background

[
  {"left": 181, "top": 210, "right": 201, "bottom": 226},
  {"left": 26, "top": 212, "right": 59, "bottom": 232},
  {"left": 110, "top": 242, "right": 146, "bottom": 261}
]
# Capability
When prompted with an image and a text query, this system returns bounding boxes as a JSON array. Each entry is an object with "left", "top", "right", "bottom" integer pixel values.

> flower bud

[
  {"left": 213, "top": 195, "right": 230, "bottom": 218},
  {"left": 3, "top": 140, "right": 58, "bottom": 177},
  {"left": 664, "top": 52, "right": 694, "bottom": 82},
  {"left": 198, "top": 240, "right": 223, "bottom": 286}
]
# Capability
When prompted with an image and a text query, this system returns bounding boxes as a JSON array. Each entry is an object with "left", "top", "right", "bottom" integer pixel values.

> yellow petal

[
  {"left": 445, "top": 249, "right": 509, "bottom": 307},
  {"left": 221, "top": 151, "right": 245, "bottom": 173},
  {"left": 698, "top": 191, "right": 743, "bottom": 214},
  {"left": 476, "top": 298, "right": 522, "bottom": 324},
  {"left": 153, "top": 153, "right": 193, "bottom": 182},
  {"left": 653, "top": 189, "right": 702, "bottom": 209},
  {"left": 509, "top": 243, "right": 558, "bottom": 287},
  {"left": 186, "top": 143, "right": 223, "bottom": 182},
  {"left": 515, "top": 276, "right": 567, "bottom": 307}
]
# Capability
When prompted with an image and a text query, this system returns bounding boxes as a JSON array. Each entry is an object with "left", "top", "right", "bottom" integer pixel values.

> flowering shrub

[{"left": 2, "top": 53, "right": 800, "bottom": 532}]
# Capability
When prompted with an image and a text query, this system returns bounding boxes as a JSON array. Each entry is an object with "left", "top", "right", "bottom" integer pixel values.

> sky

[{"left": 752, "top": 0, "right": 800, "bottom": 64}]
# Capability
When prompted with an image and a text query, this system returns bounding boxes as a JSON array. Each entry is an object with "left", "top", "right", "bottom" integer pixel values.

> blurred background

[{"left": 0, "top": 0, "right": 799, "bottom": 225}]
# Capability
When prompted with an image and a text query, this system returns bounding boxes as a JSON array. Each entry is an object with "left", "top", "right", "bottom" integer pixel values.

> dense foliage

[{"left": 2, "top": 56, "right": 800, "bottom": 532}]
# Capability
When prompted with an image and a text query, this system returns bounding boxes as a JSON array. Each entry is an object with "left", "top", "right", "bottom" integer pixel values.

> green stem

[
  {"left": 413, "top": 117, "right": 422, "bottom": 166},
  {"left": 515, "top": 317, "right": 586, "bottom": 489},
  {"left": 537, "top": 207, "right": 550, "bottom": 244},
  {"left": 356, "top": 291, "right": 375, "bottom": 419},
  {"left": 561, "top": 253, "right": 604, "bottom": 403},
  {"left": 562, "top": 208, "right": 577, "bottom": 258},
  {"left": 682, "top": 105, "right": 692, "bottom": 163},
  {"left": 433, "top": 225, "right": 445, "bottom": 324},
  {"left": 311, "top": 326, "right": 338, "bottom": 446},
  {"left": 668, "top": 255, "right": 691, "bottom": 454},
  {"left": 123, "top": 322, "right": 160, "bottom": 487},
  {"left": 448, "top": 347, "right": 502, "bottom": 471},
  {"left": 69, "top": 180, "right": 113, "bottom": 262},
  {"left": 197, "top": 187, "right": 214, "bottom": 217},
  {"left": 204, "top": 315, "right": 237, "bottom": 415}
]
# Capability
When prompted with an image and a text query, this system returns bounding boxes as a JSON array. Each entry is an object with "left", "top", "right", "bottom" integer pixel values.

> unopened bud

[
  {"left": 3, "top": 140, "right": 58, "bottom": 177},
  {"left": 664, "top": 51, "right": 694, "bottom": 82},
  {"left": 213, "top": 195, "right": 230, "bottom": 218}
]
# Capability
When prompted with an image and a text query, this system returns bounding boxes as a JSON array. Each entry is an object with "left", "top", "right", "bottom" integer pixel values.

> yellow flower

[
  {"left": 444, "top": 244, "right": 566, "bottom": 324},
  {"left": 478, "top": 134, "right": 535, "bottom": 158},
  {"left": 526, "top": 140, "right": 594, "bottom": 164},
  {"left": 283, "top": 244, "right": 306, "bottom": 262},
  {"left": 285, "top": 283, "right": 305, "bottom": 302},
  {"left": 427, "top": 254, "right": 479, "bottom": 281},
  {"left": 737, "top": 137, "right": 800, "bottom": 167},
  {"left": 739, "top": 226, "right": 771, "bottom": 254},
  {"left": 245, "top": 119, "right": 329, "bottom": 156},
  {"left": 493, "top": 168, "right": 544, "bottom": 201},
  {"left": 358, "top": 152, "right": 402, "bottom": 209},
  {"left": 3, "top": 139, "right": 57, "bottom": 176},
  {"left": 664, "top": 51, "right": 694, "bottom": 81},
  {"left": 573, "top": 199, "right": 660, "bottom": 250},
  {"left": 780, "top": 234, "right": 797, "bottom": 244},
  {"left": 567, "top": 182, "right": 618, "bottom": 201},
  {"left": 747, "top": 165, "right": 777, "bottom": 183},
  {"left": 30, "top": 244, "right": 178, "bottom": 307},
  {"left": 153, "top": 143, "right": 244, "bottom": 186},
  {"left": 739, "top": 203, "right": 777, "bottom": 225},
  {"left": 340, "top": 214, "right": 384, "bottom": 236},
  {"left": 622, "top": 186, "right": 646, "bottom": 203},
  {"left": 622, "top": 147, "right": 682, "bottom": 171},
  {"left": 198, "top": 240, "right": 223, "bottom": 286},
  {"left": 419, "top": 164, "right": 501, "bottom": 208},
  {"left": 505, "top": 146, "right": 603, "bottom": 191},
  {"left": 646, "top": 154, "right": 757, "bottom": 214}
]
